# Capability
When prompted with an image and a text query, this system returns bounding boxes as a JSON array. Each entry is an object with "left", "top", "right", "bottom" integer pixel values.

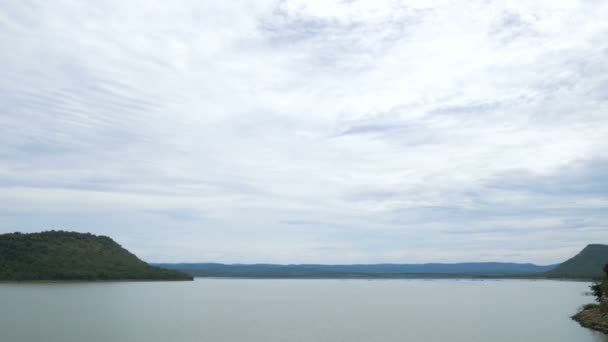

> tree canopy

[
  {"left": 0, "top": 230, "right": 192, "bottom": 281},
  {"left": 590, "top": 264, "right": 608, "bottom": 304}
]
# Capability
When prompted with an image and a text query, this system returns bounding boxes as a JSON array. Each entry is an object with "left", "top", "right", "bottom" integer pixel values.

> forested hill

[
  {"left": 0, "top": 231, "right": 192, "bottom": 281},
  {"left": 546, "top": 244, "right": 608, "bottom": 279}
]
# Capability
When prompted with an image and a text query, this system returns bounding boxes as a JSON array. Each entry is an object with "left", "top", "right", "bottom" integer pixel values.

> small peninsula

[{"left": 0, "top": 231, "right": 192, "bottom": 281}]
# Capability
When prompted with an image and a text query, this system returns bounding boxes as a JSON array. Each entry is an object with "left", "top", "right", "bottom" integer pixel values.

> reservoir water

[{"left": 0, "top": 279, "right": 606, "bottom": 342}]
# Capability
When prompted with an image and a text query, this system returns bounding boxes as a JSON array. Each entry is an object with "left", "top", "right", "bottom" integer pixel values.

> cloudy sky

[{"left": 1, "top": 0, "right": 607, "bottom": 264}]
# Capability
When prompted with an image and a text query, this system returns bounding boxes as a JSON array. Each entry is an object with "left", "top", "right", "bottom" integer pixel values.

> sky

[{"left": 1, "top": 0, "right": 607, "bottom": 264}]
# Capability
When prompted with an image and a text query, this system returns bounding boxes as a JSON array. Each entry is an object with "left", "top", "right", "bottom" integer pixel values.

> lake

[{"left": 0, "top": 279, "right": 606, "bottom": 342}]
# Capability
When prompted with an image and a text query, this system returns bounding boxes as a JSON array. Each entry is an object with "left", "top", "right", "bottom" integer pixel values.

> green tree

[
  {"left": 590, "top": 264, "right": 608, "bottom": 317},
  {"left": 590, "top": 264, "right": 608, "bottom": 302}
]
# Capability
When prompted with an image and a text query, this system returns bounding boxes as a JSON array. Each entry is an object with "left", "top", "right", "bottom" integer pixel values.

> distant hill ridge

[
  {"left": 155, "top": 261, "right": 557, "bottom": 279},
  {"left": 157, "top": 244, "right": 608, "bottom": 279},
  {"left": 0, "top": 231, "right": 192, "bottom": 281},
  {"left": 546, "top": 244, "right": 608, "bottom": 279}
]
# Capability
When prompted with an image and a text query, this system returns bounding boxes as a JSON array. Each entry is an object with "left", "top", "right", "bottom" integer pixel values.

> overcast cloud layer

[{"left": 1, "top": 0, "right": 607, "bottom": 264}]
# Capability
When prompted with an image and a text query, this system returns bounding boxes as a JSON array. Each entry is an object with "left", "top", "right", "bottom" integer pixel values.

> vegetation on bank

[
  {"left": 0, "top": 231, "right": 192, "bottom": 281},
  {"left": 573, "top": 264, "right": 608, "bottom": 334}
]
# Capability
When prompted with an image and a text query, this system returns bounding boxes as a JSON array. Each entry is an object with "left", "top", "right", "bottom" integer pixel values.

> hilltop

[
  {"left": 546, "top": 244, "right": 608, "bottom": 279},
  {"left": 0, "top": 231, "right": 192, "bottom": 281}
]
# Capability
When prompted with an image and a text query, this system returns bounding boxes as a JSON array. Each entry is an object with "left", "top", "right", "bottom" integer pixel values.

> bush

[
  {"left": 590, "top": 263, "right": 608, "bottom": 303},
  {"left": 581, "top": 303, "right": 599, "bottom": 311},
  {"left": 600, "top": 301, "right": 608, "bottom": 316}
]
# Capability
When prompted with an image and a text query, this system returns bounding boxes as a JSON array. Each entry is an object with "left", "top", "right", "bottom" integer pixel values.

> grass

[{"left": 573, "top": 305, "right": 608, "bottom": 335}]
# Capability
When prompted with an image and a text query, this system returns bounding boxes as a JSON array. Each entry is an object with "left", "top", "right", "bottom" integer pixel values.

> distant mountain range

[
  {"left": 157, "top": 244, "right": 608, "bottom": 279},
  {"left": 155, "top": 262, "right": 557, "bottom": 278}
]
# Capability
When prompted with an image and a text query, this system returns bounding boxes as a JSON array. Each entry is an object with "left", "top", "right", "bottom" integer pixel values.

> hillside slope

[
  {"left": 0, "top": 231, "right": 192, "bottom": 281},
  {"left": 546, "top": 244, "right": 608, "bottom": 279}
]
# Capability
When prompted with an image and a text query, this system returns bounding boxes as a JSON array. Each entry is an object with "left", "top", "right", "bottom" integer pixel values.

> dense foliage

[
  {"left": 546, "top": 244, "right": 608, "bottom": 279},
  {"left": 573, "top": 264, "right": 608, "bottom": 334},
  {"left": 0, "top": 231, "right": 192, "bottom": 281},
  {"left": 591, "top": 264, "right": 608, "bottom": 303}
]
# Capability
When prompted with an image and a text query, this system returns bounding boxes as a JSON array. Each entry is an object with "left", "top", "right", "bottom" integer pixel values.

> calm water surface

[{"left": 0, "top": 279, "right": 606, "bottom": 342}]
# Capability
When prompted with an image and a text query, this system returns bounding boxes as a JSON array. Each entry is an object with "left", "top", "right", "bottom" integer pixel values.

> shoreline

[
  {"left": 573, "top": 306, "right": 608, "bottom": 335},
  {"left": 0, "top": 277, "right": 591, "bottom": 283},
  {"left": 0, "top": 278, "right": 193, "bottom": 284}
]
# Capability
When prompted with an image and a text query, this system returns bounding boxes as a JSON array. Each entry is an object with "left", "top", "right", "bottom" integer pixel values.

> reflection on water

[{"left": 0, "top": 279, "right": 606, "bottom": 342}]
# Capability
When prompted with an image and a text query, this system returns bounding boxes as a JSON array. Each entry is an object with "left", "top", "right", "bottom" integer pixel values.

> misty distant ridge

[
  {"left": 155, "top": 261, "right": 557, "bottom": 279},
  {"left": 156, "top": 244, "right": 608, "bottom": 279}
]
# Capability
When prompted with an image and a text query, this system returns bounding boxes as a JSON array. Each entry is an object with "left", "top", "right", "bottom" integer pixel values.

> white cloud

[{"left": 1, "top": 0, "right": 607, "bottom": 263}]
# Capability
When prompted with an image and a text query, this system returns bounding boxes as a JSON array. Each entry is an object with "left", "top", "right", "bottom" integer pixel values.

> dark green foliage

[
  {"left": 600, "top": 301, "right": 608, "bottom": 316},
  {"left": 591, "top": 283, "right": 604, "bottom": 302},
  {"left": 587, "top": 263, "right": 608, "bottom": 318},
  {"left": 573, "top": 263, "right": 608, "bottom": 334},
  {"left": 591, "top": 264, "right": 608, "bottom": 317},
  {"left": 590, "top": 264, "right": 608, "bottom": 302},
  {"left": 546, "top": 244, "right": 608, "bottom": 279},
  {"left": 0, "top": 231, "right": 192, "bottom": 281}
]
